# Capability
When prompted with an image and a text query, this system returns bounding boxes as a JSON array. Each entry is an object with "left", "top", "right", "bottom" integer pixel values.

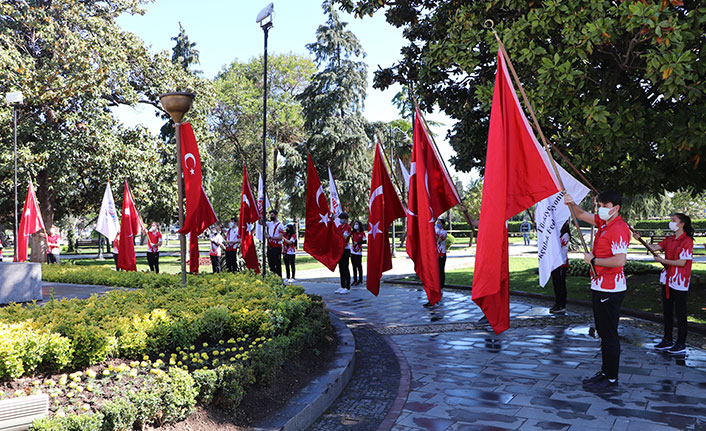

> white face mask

[
  {"left": 151, "top": 226, "right": 157, "bottom": 232},
  {"left": 229, "top": 222, "right": 235, "bottom": 228},
  {"left": 597, "top": 206, "right": 614, "bottom": 221},
  {"left": 669, "top": 221, "right": 679, "bottom": 232}
]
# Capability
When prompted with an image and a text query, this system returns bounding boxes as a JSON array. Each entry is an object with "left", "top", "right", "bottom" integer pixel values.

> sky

[{"left": 114, "top": 0, "right": 474, "bottom": 186}]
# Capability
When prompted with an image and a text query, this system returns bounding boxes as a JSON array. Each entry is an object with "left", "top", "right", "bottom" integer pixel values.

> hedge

[
  {"left": 631, "top": 218, "right": 706, "bottom": 231},
  {"left": 566, "top": 259, "right": 661, "bottom": 277}
]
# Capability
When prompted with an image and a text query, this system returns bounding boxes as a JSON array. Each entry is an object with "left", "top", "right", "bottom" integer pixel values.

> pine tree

[{"left": 171, "top": 22, "right": 201, "bottom": 74}]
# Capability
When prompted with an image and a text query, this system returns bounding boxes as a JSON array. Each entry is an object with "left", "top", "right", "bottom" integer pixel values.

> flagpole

[{"left": 412, "top": 102, "right": 477, "bottom": 244}]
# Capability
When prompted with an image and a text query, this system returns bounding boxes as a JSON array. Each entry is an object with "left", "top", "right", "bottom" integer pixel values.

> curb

[
  {"left": 384, "top": 278, "right": 706, "bottom": 336},
  {"left": 252, "top": 312, "right": 355, "bottom": 431},
  {"left": 376, "top": 334, "right": 411, "bottom": 431}
]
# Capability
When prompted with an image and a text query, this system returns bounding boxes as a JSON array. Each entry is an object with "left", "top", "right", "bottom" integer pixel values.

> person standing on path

[
  {"left": 146, "top": 222, "right": 163, "bottom": 273},
  {"left": 113, "top": 231, "right": 120, "bottom": 271},
  {"left": 282, "top": 223, "right": 297, "bottom": 283},
  {"left": 266, "top": 210, "right": 284, "bottom": 277},
  {"left": 0, "top": 237, "right": 4, "bottom": 262},
  {"left": 549, "top": 221, "right": 571, "bottom": 314},
  {"left": 224, "top": 216, "right": 241, "bottom": 273},
  {"left": 335, "top": 212, "right": 352, "bottom": 294},
  {"left": 520, "top": 219, "right": 531, "bottom": 246},
  {"left": 209, "top": 225, "right": 224, "bottom": 274},
  {"left": 565, "top": 190, "right": 630, "bottom": 391},
  {"left": 425, "top": 218, "right": 448, "bottom": 308},
  {"left": 44, "top": 226, "right": 61, "bottom": 264},
  {"left": 350, "top": 220, "right": 366, "bottom": 286},
  {"left": 635, "top": 213, "right": 694, "bottom": 355}
]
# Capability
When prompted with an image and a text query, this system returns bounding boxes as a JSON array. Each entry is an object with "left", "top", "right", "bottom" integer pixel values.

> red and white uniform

[
  {"left": 283, "top": 233, "right": 297, "bottom": 255},
  {"left": 267, "top": 221, "right": 284, "bottom": 248},
  {"left": 351, "top": 231, "right": 365, "bottom": 255},
  {"left": 113, "top": 236, "right": 120, "bottom": 254},
  {"left": 225, "top": 228, "right": 240, "bottom": 251},
  {"left": 0, "top": 238, "right": 4, "bottom": 261},
  {"left": 559, "top": 232, "right": 570, "bottom": 267},
  {"left": 147, "top": 231, "right": 162, "bottom": 253},
  {"left": 210, "top": 233, "right": 223, "bottom": 257},
  {"left": 337, "top": 224, "right": 352, "bottom": 250},
  {"left": 46, "top": 233, "right": 61, "bottom": 255},
  {"left": 659, "top": 234, "right": 693, "bottom": 291},
  {"left": 436, "top": 226, "right": 447, "bottom": 257},
  {"left": 591, "top": 214, "right": 630, "bottom": 292}
]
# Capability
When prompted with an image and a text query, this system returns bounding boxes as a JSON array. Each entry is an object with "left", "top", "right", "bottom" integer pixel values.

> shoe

[
  {"left": 585, "top": 377, "right": 618, "bottom": 391},
  {"left": 334, "top": 288, "right": 344, "bottom": 294},
  {"left": 423, "top": 301, "right": 435, "bottom": 308},
  {"left": 668, "top": 343, "right": 686, "bottom": 355},
  {"left": 581, "top": 371, "right": 606, "bottom": 385},
  {"left": 549, "top": 305, "right": 566, "bottom": 314},
  {"left": 290, "top": 278, "right": 295, "bottom": 283},
  {"left": 339, "top": 289, "right": 350, "bottom": 295},
  {"left": 654, "top": 339, "right": 673, "bottom": 351},
  {"left": 477, "top": 315, "right": 488, "bottom": 324}
]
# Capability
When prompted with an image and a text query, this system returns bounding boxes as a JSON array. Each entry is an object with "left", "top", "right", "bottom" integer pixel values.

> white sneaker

[
  {"left": 290, "top": 278, "right": 295, "bottom": 283},
  {"left": 339, "top": 288, "right": 350, "bottom": 295},
  {"left": 334, "top": 288, "right": 343, "bottom": 294}
]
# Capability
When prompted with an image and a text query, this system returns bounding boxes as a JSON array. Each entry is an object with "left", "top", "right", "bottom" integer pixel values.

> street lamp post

[
  {"left": 5, "top": 91, "right": 23, "bottom": 259},
  {"left": 159, "top": 92, "right": 195, "bottom": 289},
  {"left": 257, "top": 2, "right": 274, "bottom": 278}
]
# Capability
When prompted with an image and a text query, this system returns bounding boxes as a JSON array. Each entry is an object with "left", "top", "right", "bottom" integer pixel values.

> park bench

[
  {"left": 650, "top": 233, "right": 673, "bottom": 245},
  {"left": 75, "top": 238, "right": 100, "bottom": 249}
]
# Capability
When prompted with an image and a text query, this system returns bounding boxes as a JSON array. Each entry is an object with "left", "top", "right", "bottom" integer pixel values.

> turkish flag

[
  {"left": 303, "top": 153, "right": 345, "bottom": 271},
  {"left": 179, "top": 123, "right": 217, "bottom": 235},
  {"left": 472, "top": 52, "right": 561, "bottom": 334},
  {"left": 366, "top": 142, "right": 406, "bottom": 295},
  {"left": 189, "top": 232, "right": 200, "bottom": 274},
  {"left": 14, "top": 181, "right": 45, "bottom": 262},
  {"left": 239, "top": 163, "right": 260, "bottom": 273},
  {"left": 406, "top": 109, "right": 460, "bottom": 304},
  {"left": 118, "top": 181, "right": 144, "bottom": 272}
]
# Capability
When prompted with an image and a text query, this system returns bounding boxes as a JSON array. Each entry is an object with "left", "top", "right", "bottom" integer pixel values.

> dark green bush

[
  {"left": 213, "top": 364, "right": 254, "bottom": 412},
  {"left": 99, "top": 398, "right": 137, "bottom": 431},
  {"left": 31, "top": 412, "right": 104, "bottom": 431},
  {"left": 127, "top": 389, "right": 161, "bottom": 430},
  {"left": 192, "top": 368, "right": 218, "bottom": 405},
  {"left": 567, "top": 259, "right": 661, "bottom": 277},
  {"left": 156, "top": 367, "right": 198, "bottom": 426}
]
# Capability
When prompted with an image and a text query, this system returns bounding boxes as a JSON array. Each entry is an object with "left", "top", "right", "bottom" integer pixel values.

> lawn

[{"left": 445, "top": 257, "right": 706, "bottom": 324}]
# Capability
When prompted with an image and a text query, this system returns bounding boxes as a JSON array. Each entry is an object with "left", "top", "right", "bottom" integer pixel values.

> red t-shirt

[
  {"left": 267, "top": 221, "right": 284, "bottom": 248},
  {"left": 225, "top": 228, "right": 240, "bottom": 251},
  {"left": 282, "top": 233, "right": 297, "bottom": 255},
  {"left": 436, "top": 227, "right": 447, "bottom": 257},
  {"left": 659, "top": 234, "right": 693, "bottom": 291},
  {"left": 351, "top": 231, "right": 365, "bottom": 255},
  {"left": 113, "top": 236, "right": 120, "bottom": 254},
  {"left": 591, "top": 214, "right": 630, "bottom": 292},
  {"left": 147, "top": 231, "right": 162, "bottom": 253},
  {"left": 46, "top": 233, "right": 61, "bottom": 254},
  {"left": 337, "top": 224, "right": 352, "bottom": 250}
]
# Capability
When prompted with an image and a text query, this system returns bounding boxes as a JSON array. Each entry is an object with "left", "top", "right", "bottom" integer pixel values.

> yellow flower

[
  {"left": 81, "top": 404, "right": 90, "bottom": 411},
  {"left": 102, "top": 370, "right": 110, "bottom": 377},
  {"left": 202, "top": 342, "right": 208, "bottom": 348},
  {"left": 86, "top": 370, "right": 97, "bottom": 379},
  {"left": 218, "top": 339, "right": 224, "bottom": 345}
]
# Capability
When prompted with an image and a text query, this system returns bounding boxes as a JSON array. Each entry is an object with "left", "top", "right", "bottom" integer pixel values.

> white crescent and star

[
  {"left": 318, "top": 212, "right": 330, "bottom": 226},
  {"left": 368, "top": 186, "right": 383, "bottom": 212},
  {"left": 315, "top": 186, "right": 325, "bottom": 207},
  {"left": 184, "top": 153, "right": 197, "bottom": 175},
  {"left": 368, "top": 221, "right": 382, "bottom": 240},
  {"left": 243, "top": 194, "right": 251, "bottom": 207}
]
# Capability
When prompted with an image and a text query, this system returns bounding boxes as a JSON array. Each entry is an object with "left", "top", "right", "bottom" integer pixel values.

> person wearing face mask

[
  {"left": 209, "top": 225, "right": 224, "bottom": 273},
  {"left": 335, "top": 212, "right": 352, "bottom": 294},
  {"left": 282, "top": 223, "right": 297, "bottom": 283},
  {"left": 146, "top": 222, "right": 163, "bottom": 273},
  {"left": 350, "top": 220, "right": 366, "bottom": 286},
  {"left": 635, "top": 213, "right": 694, "bottom": 355},
  {"left": 224, "top": 216, "right": 241, "bottom": 273},
  {"left": 266, "top": 210, "right": 284, "bottom": 277},
  {"left": 565, "top": 190, "right": 630, "bottom": 391},
  {"left": 44, "top": 226, "right": 61, "bottom": 264}
]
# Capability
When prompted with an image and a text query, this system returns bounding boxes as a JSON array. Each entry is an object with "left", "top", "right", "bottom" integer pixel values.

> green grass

[{"left": 444, "top": 257, "right": 706, "bottom": 324}]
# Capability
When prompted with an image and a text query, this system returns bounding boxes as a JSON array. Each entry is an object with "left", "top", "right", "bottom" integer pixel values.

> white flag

[
  {"left": 398, "top": 159, "right": 410, "bottom": 191},
  {"left": 535, "top": 164, "right": 590, "bottom": 287},
  {"left": 96, "top": 182, "right": 120, "bottom": 242},
  {"left": 255, "top": 173, "right": 271, "bottom": 242},
  {"left": 328, "top": 166, "right": 342, "bottom": 226}
]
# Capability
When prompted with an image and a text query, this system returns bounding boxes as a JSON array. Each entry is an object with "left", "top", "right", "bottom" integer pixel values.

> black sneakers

[
  {"left": 549, "top": 305, "right": 566, "bottom": 314},
  {"left": 585, "top": 377, "right": 618, "bottom": 391},
  {"left": 654, "top": 339, "right": 673, "bottom": 351},
  {"left": 668, "top": 343, "right": 687, "bottom": 355},
  {"left": 582, "top": 371, "right": 606, "bottom": 385}
]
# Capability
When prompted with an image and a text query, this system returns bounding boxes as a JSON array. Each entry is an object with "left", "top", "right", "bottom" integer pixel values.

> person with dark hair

[
  {"left": 335, "top": 212, "right": 352, "bottom": 294},
  {"left": 209, "top": 225, "right": 224, "bottom": 274},
  {"left": 113, "top": 231, "right": 120, "bottom": 271},
  {"left": 565, "top": 190, "right": 630, "bottom": 391},
  {"left": 635, "top": 213, "right": 694, "bottom": 355},
  {"left": 549, "top": 221, "right": 571, "bottom": 314},
  {"left": 425, "top": 218, "right": 448, "bottom": 307},
  {"left": 282, "top": 223, "right": 297, "bottom": 283},
  {"left": 350, "top": 220, "right": 366, "bottom": 285},
  {"left": 224, "top": 216, "right": 241, "bottom": 273},
  {"left": 146, "top": 222, "right": 163, "bottom": 273},
  {"left": 266, "top": 210, "right": 284, "bottom": 277}
]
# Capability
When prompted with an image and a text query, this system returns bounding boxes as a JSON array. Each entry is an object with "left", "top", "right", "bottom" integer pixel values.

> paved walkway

[{"left": 300, "top": 279, "right": 706, "bottom": 431}]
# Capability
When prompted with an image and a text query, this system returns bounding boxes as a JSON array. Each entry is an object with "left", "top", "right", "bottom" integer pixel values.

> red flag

[
  {"left": 239, "top": 163, "right": 260, "bottom": 273},
  {"left": 406, "top": 110, "right": 460, "bottom": 304},
  {"left": 118, "top": 181, "right": 144, "bottom": 272},
  {"left": 179, "top": 123, "right": 217, "bottom": 235},
  {"left": 366, "top": 142, "right": 406, "bottom": 295},
  {"left": 472, "top": 52, "right": 561, "bottom": 334},
  {"left": 14, "top": 181, "right": 45, "bottom": 262},
  {"left": 189, "top": 232, "right": 200, "bottom": 274},
  {"left": 303, "top": 154, "right": 346, "bottom": 271}
]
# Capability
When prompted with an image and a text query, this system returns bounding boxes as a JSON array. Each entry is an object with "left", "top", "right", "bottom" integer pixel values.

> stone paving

[{"left": 300, "top": 280, "right": 706, "bottom": 431}]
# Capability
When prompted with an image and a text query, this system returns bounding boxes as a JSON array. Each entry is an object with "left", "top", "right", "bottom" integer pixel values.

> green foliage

[
  {"left": 212, "top": 363, "right": 254, "bottom": 412},
  {"left": 127, "top": 389, "right": 161, "bottom": 430},
  {"left": 632, "top": 218, "right": 706, "bottom": 232},
  {"left": 154, "top": 367, "right": 197, "bottom": 426},
  {"left": 30, "top": 412, "right": 104, "bottom": 431},
  {"left": 99, "top": 398, "right": 137, "bottom": 431},
  {"left": 0, "top": 322, "right": 73, "bottom": 379},
  {"left": 566, "top": 259, "right": 661, "bottom": 277},
  {"left": 445, "top": 233, "right": 456, "bottom": 248},
  {"left": 191, "top": 368, "right": 218, "bottom": 405},
  {"left": 336, "top": 0, "right": 706, "bottom": 195}
]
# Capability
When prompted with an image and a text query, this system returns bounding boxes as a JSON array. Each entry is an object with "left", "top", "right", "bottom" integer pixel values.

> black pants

[
  {"left": 351, "top": 254, "right": 363, "bottom": 283},
  {"left": 210, "top": 255, "right": 221, "bottom": 273},
  {"left": 552, "top": 266, "right": 567, "bottom": 308},
  {"left": 663, "top": 286, "right": 688, "bottom": 344},
  {"left": 225, "top": 250, "right": 239, "bottom": 273},
  {"left": 147, "top": 252, "right": 159, "bottom": 273},
  {"left": 592, "top": 290, "right": 625, "bottom": 380},
  {"left": 439, "top": 255, "right": 446, "bottom": 290},
  {"left": 339, "top": 249, "right": 351, "bottom": 289},
  {"left": 284, "top": 254, "right": 296, "bottom": 279},
  {"left": 113, "top": 254, "right": 120, "bottom": 271},
  {"left": 267, "top": 246, "right": 282, "bottom": 277},
  {"left": 47, "top": 253, "right": 59, "bottom": 264}
]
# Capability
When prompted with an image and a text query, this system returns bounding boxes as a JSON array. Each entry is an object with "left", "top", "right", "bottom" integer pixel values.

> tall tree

[
  {"left": 286, "top": 0, "right": 371, "bottom": 218},
  {"left": 171, "top": 22, "right": 201, "bottom": 75},
  {"left": 336, "top": 0, "right": 706, "bottom": 194}
]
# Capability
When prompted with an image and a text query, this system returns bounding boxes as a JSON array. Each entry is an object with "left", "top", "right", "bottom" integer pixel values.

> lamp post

[
  {"left": 5, "top": 91, "right": 23, "bottom": 259},
  {"left": 257, "top": 2, "right": 274, "bottom": 277},
  {"left": 159, "top": 91, "right": 195, "bottom": 288}
]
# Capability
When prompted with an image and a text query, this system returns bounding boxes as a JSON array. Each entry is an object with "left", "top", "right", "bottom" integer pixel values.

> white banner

[
  {"left": 255, "top": 173, "right": 271, "bottom": 242},
  {"left": 328, "top": 166, "right": 342, "bottom": 226},
  {"left": 535, "top": 164, "right": 590, "bottom": 287},
  {"left": 95, "top": 182, "right": 120, "bottom": 242}
]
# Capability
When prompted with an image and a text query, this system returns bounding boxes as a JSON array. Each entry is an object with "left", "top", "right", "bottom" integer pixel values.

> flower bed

[{"left": 0, "top": 269, "right": 331, "bottom": 429}]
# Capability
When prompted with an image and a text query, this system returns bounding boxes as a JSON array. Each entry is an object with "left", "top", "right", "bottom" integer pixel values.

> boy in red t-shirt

[
  {"left": 146, "top": 222, "right": 163, "bottom": 273},
  {"left": 335, "top": 212, "right": 352, "bottom": 294},
  {"left": 350, "top": 220, "right": 366, "bottom": 286}
]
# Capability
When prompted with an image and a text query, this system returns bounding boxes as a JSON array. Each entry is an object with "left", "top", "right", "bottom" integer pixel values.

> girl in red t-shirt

[
  {"left": 282, "top": 224, "right": 297, "bottom": 283},
  {"left": 350, "top": 221, "right": 366, "bottom": 286},
  {"left": 638, "top": 213, "right": 694, "bottom": 355}
]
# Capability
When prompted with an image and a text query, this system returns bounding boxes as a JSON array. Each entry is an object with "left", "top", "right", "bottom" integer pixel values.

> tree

[
  {"left": 335, "top": 0, "right": 706, "bottom": 194},
  {"left": 171, "top": 22, "right": 201, "bottom": 75},
  {"left": 285, "top": 0, "right": 371, "bottom": 219}
]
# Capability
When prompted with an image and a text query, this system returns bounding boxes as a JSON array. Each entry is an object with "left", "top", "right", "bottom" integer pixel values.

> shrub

[
  {"left": 99, "top": 398, "right": 137, "bottom": 431},
  {"left": 567, "top": 259, "right": 661, "bottom": 277},
  {"left": 31, "top": 412, "right": 104, "bottom": 431},
  {"left": 0, "top": 322, "right": 73, "bottom": 379},
  {"left": 127, "top": 389, "right": 161, "bottom": 430},
  {"left": 197, "top": 306, "right": 232, "bottom": 344},
  {"left": 154, "top": 367, "right": 197, "bottom": 426},
  {"left": 213, "top": 363, "right": 254, "bottom": 412},
  {"left": 192, "top": 368, "right": 218, "bottom": 405}
]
